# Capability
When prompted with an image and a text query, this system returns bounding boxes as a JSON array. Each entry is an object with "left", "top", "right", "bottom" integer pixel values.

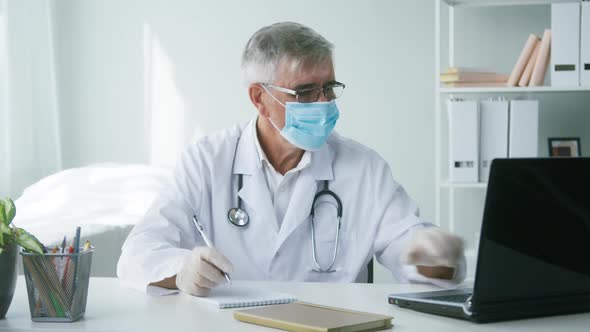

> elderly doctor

[{"left": 117, "top": 22, "right": 465, "bottom": 296}]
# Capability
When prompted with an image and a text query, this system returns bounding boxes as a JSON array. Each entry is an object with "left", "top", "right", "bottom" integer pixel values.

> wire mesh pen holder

[{"left": 20, "top": 248, "right": 94, "bottom": 322}]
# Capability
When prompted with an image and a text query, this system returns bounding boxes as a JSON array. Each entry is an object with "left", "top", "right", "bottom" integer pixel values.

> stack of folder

[
  {"left": 440, "top": 67, "right": 509, "bottom": 88},
  {"left": 447, "top": 98, "right": 539, "bottom": 183}
]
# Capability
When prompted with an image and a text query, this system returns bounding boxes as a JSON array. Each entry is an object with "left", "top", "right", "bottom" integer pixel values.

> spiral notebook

[{"left": 189, "top": 285, "right": 297, "bottom": 309}]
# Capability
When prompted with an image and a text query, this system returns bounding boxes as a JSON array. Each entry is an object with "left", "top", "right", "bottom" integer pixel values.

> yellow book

[
  {"left": 234, "top": 301, "right": 393, "bottom": 332},
  {"left": 446, "top": 67, "right": 492, "bottom": 74},
  {"left": 442, "top": 81, "right": 508, "bottom": 88},
  {"left": 440, "top": 72, "right": 509, "bottom": 83}
]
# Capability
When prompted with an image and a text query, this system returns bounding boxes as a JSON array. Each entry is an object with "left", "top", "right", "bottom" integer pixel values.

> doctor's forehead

[{"left": 274, "top": 57, "right": 335, "bottom": 89}]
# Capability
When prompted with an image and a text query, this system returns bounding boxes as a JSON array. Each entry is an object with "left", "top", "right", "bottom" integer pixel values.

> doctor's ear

[{"left": 248, "top": 83, "right": 270, "bottom": 117}]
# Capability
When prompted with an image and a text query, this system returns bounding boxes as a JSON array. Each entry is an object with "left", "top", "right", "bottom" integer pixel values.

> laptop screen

[{"left": 473, "top": 158, "right": 590, "bottom": 304}]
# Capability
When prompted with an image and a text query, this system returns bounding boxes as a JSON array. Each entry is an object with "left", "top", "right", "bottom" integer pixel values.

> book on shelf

[
  {"left": 446, "top": 30, "right": 551, "bottom": 89},
  {"left": 442, "top": 81, "right": 508, "bottom": 88},
  {"left": 440, "top": 72, "right": 509, "bottom": 83},
  {"left": 530, "top": 29, "right": 552, "bottom": 86},
  {"left": 508, "top": 34, "right": 540, "bottom": 86},
  {"left": 518, "top": 39, "right": 541, "bottom": 87},
  {"left": 439, "top": 67, "right": 508, "bottom": 88},
  {"left": 446, "top": 66, "right": 494, "bottom": 74}
]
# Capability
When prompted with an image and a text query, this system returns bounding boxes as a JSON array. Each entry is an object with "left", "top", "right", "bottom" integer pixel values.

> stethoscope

[{"left": 226, "top": 140, "right": 343, "bottom": 272}]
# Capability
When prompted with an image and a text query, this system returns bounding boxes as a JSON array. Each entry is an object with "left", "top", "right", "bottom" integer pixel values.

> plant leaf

[
  {"left": 0, "top": 222, "right": 11, "bottom": 246},
  {"left": 0, "top": 202, "right": 6, "bottom": 225},
  {"left": 0, "top": 220, "right": 9, "bottom": 236},
  {"left": 3, "top": 198, "right": 16, "bottom": 224},
  {"left": 15, "top": 228, "right": 44, "bottom": 255}
]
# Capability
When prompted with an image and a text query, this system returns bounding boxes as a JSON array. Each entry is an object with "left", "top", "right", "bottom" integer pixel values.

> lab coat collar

[
  {"left": 232, "top": 118, "right": 258, "bottom": 176},
  {"left": 253, "top": 118, "right": 312, "bottom": 175},
  {"left": 309, "top": 140, "right": 334, "bottom": 181},
  {"left": 232, "top": 116, "right": 334, "bottom": 181}
]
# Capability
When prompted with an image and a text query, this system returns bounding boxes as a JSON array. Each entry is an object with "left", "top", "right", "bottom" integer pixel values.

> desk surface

[{"left": 2, "top": 276, "right": 590, "bottom": 331}]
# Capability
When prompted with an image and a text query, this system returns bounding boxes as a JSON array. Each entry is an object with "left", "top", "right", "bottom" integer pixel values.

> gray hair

[{"left": 241, "top": 22, "right": 334, "bottom": 85}]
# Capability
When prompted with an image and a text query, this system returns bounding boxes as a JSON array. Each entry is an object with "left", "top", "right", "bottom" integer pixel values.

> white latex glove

[
  {"left": 176, "top": 246, "right": 233, "bottom": 297},
  {"left": 400, "top": 228, "right": 464, "bottom": 269}
]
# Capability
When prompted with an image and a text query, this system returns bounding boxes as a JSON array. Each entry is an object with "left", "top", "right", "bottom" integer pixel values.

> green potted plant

[{"left": 0, "top": 198, "right": 44, "bottom": 318}]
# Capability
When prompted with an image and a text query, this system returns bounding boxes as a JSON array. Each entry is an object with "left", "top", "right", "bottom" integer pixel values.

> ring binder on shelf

[
  {"left": 448, "top": 99, "right": 479, "bottom": 183},
  {"left": 509, "top": 100, "right": 539, "bottom": 158},
  {"left": 581, "top": 1, "right": 590, "bottom": 86},
  {"left": 551, "top": 2, "right": 581, "bottom": 86},
  {"left": 480, "top": 100, "right": 509, "bottom": 183}
]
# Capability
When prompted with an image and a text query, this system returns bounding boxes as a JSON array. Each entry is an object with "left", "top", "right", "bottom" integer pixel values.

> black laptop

[{"left": 389, "top": 158, "right": 590, "bottom": 323}]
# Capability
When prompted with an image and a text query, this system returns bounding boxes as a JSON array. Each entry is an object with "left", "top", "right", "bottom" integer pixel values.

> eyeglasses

[{"left": 262, "top": 82, "right": 345, "bottom": 103}]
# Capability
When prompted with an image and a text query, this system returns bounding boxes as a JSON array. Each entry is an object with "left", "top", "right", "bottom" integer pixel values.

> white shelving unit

[
  {"left": 440, "top": 86, "right": 590, "bottom": 93},
  {"left": 434, "top": 0, "right": 589, "bottom": 272},
  {"left": 444, "top": 0, "right": 577, "bottom": 7},
  {"left": 440, "top": 181, "right": 488, "bottom": 189}
]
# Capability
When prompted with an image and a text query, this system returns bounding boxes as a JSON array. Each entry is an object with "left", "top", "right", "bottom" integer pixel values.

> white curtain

[{"left": 0, "top": 0, "right": 61, "bottom": 198}]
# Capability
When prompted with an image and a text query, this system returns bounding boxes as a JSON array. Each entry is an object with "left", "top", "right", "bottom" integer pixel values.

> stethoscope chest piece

[
  {"left": 228, "top": 173, "right": 250, "bottom": 227},
  {"left": 228, "top": 207, "right": 249, "bottom": 227}
]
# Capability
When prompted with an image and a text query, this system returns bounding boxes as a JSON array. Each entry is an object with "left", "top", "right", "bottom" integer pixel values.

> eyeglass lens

[{"left": 297, "top": 85, "right": 344, "bottom": 103}]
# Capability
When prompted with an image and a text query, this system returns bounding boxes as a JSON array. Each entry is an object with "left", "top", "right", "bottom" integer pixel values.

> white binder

[
  {"left": 448, "top": 100, "right": 479, "bottom": 183},
  {"left": 479, "top": 100, "right": 509, "bottom": 183},
  {"left": 508, "top": 100, "right": 539, "bottom": 158},
  {"left": 581, "top": 1, "right": 590, "bottom": 86},
  {"left": 551, "top": 2, "right": 581, "bottom": 86}
]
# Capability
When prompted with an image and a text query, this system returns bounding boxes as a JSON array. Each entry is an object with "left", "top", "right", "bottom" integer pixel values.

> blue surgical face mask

[{"left": 262, "top": 86, "right": 340, "bottom": 151}]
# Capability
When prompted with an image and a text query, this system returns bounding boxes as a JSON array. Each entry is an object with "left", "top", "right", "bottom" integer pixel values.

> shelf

[
  {"left": 440, "top": 181, "right": 488, "bottom": 189},
  {"left": 442, "top": 0, "right": 579, "bottom": 8},
  {"left": 434, "top": 0, "right": 586, "bottom": 231},
  {"left": 439, "top": 86, "right": 590, "bottom": 94}
]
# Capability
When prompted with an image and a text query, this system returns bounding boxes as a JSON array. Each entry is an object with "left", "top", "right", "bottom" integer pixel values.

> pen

[
  {"left": 191, "top": 215, "right": 232, "bottom": 284},
  {"left": 73, "top": 226, "right": 81, "bottom": 253}
]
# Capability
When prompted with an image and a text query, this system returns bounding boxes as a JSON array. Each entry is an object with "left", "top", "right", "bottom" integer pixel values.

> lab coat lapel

[
  {"left": 238, "top": 166, "right": 279, "bottom": 235},
  {"left": 273, "top": 142, "right": 334, "bottom": 252},
  {"left": 274, "top": 171, "right": 316, "bottom": 251},
  {"left": 232, "top": 118, "right": 257, "bottom": 176},
  {"left": 233, "top": 117, "right": 279, "bottom": 271}
]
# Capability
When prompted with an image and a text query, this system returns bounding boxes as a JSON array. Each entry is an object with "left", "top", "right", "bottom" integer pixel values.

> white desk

[{"left": 2, "top": 276, "right": 590, "bottom": 331}]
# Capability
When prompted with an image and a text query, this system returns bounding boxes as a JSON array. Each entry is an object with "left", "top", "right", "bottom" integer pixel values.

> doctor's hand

[
  {"left": 400, "top": 228, "right": 464, "bottom": 280},
  {"left": 176, "top": 247, "right": 234, "bottom": 297}
]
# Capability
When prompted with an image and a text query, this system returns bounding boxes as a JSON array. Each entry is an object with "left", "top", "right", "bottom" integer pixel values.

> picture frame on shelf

[{"left": 548, "top": 137, "right": 582, "bottom": 157}]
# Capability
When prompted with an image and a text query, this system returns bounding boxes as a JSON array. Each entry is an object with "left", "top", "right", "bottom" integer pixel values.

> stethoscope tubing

[{"left": 226, "top": 135, "right": 343, "bottom": 272}]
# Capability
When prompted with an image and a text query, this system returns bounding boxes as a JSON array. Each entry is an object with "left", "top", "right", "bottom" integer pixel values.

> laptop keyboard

[{"left": 427, "top": 293, "right": 472, "bottom": 303}]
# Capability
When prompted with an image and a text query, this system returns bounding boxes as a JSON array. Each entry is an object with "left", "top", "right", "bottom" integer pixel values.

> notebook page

[{"left": 188, "top": 285, "right": 297, "bottom": 309}]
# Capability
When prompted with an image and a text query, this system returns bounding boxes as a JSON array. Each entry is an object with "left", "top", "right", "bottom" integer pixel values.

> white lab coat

[{"left": 117, "top": 118, "right": 463, "bottom": 292}]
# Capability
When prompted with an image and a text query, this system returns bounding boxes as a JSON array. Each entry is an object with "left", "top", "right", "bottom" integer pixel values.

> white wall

[{"left": 49, "top": 0, "right": 590, "bottom": 280}]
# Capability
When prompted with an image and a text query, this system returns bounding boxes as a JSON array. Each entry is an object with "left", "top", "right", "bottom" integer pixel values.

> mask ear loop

[
  {"left": 259, "top": 83, "right": 286, "bottom": 107},
  {"left": 259, "top": 83, "right": 286, "bottom": 132}
]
